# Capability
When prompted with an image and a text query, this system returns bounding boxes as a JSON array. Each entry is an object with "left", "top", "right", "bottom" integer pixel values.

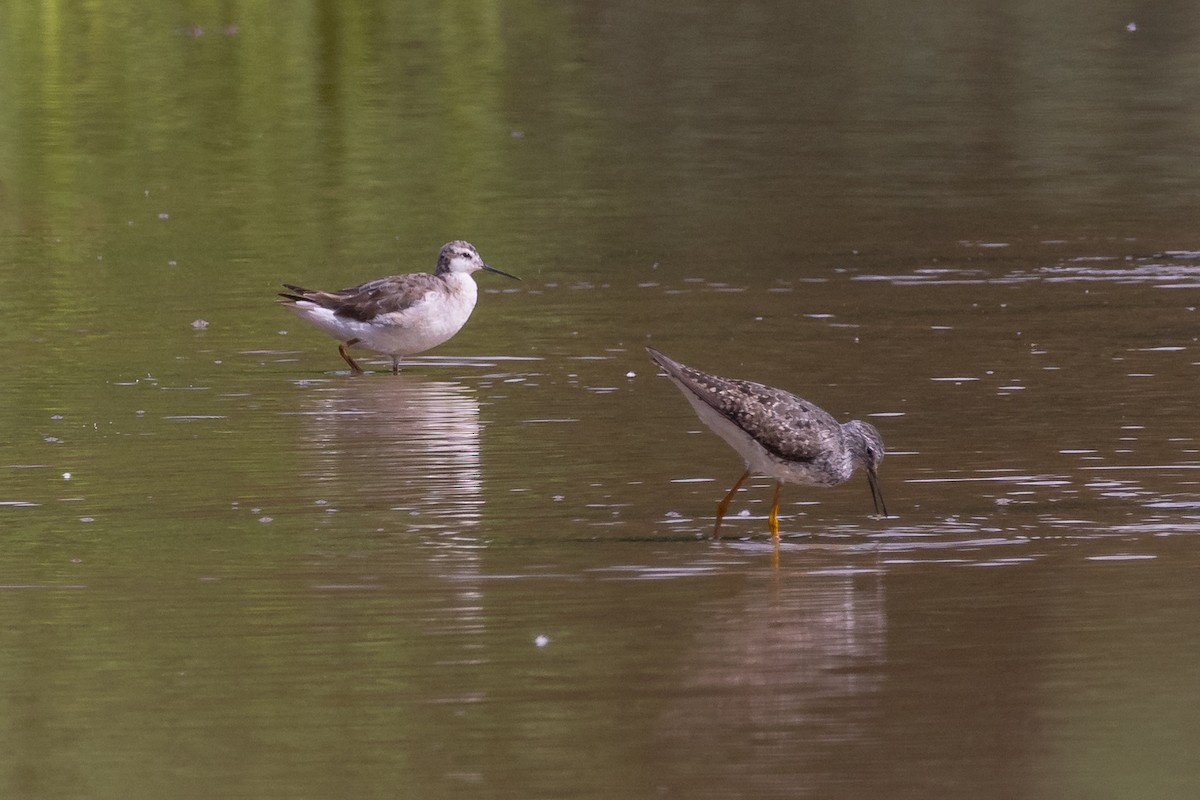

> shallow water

[{"left": 2, "top": 2, "right": 1200, "bottom": 798}]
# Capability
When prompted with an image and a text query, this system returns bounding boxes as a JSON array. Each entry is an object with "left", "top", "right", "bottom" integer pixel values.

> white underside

[{"left": 286, "top": 274, "right": 479, "bottom": 357}]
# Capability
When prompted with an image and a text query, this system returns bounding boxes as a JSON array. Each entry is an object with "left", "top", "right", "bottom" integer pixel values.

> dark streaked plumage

[
  {"left": 647, "top": 347, "right": 887, "bottom": 538},
  {"left": 278, "top": 240, "right": 519, "bottom": 374}
]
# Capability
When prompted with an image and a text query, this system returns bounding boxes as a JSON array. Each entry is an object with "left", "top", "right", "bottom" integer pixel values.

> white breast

[{"left": 363, "top": 274, "right": 480, "bottom": 356}]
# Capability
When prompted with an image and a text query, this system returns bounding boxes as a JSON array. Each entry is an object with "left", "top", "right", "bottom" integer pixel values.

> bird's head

[
  {"left": 845, "top": 419, "right": 888, "bottom": 517},
  {"left": 436, "top": 241, "right": 520, "bottom": 281}
]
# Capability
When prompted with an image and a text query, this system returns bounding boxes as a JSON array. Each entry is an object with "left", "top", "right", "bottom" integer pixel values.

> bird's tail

[{"left": 278, "top": 284, "right": 311, "bottom": 304}]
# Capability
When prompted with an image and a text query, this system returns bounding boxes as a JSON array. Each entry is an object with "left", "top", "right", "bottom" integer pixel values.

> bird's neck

[{"left": 439, "top": 271, "right": 479, "bottom": 298}]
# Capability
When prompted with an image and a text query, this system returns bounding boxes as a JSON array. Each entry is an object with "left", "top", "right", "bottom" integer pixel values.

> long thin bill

[
  {"left": 867, "top": 468, "right": 888, "bottom": 518},
  {"left": 482, "top": 263, "right": 521, "bottom": 281}
]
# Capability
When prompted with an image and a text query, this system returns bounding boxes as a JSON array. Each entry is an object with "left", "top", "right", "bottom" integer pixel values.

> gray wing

[
  {"left": 670, "top": 362, "right": 844, "bottom": 464},
  {"left": 283, "top": 273, "right": 443, "bottom": 322}
]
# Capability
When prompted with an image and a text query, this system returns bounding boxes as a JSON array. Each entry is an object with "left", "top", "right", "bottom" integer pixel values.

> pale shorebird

[
  {"left": 278, "top": 241, "right": 519, "bottom": 374},
  {"left": 647, "top": 347, "right": 887, "bottom": 539}
]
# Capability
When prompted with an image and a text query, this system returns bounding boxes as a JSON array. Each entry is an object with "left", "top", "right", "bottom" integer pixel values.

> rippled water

[{"left": 3, "top": 2, "right": 1200, "bottom": 798}]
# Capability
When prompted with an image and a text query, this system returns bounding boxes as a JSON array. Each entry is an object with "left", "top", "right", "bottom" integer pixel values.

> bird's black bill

[
  {"left": 867, "top": 467, "right": 888, "bottom": 518},
  {"left": 483, "top": 264, "right": 521, "bottom": 281}
]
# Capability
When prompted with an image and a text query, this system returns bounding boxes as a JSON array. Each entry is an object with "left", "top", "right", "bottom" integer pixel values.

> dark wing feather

[
  {"left": 278, "top": 273, "right": 444, "bottom": 322},
  {"left": 332, "top": 273, "right": 444, "bottom": 321},
  {"left": 688, "top": 372, "right": 842, "bottom": 463},
  {"left": 650, "top": 349, "right": 843, "bottom": 463}
]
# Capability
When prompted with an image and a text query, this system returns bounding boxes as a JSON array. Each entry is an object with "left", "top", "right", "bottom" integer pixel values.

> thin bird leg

[
  {"left": 391, "top": 356, "right": 401, "bottom": 375},
  {"left": 338, "top": 340, "right": 364, "bottom": 374},
  {"left": 714, "top": 467, "right": 752, "bottom": 538},
  {"left": 767, "top": 480, "right": 782, "bottom": 540}
]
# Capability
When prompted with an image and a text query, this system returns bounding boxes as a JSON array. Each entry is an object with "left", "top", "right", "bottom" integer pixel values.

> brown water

[{"left": 2, "top": 2, "right": 1199, "bottom": 798}]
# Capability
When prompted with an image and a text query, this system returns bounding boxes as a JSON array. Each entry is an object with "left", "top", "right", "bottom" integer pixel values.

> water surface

[{"left": 2, "top": 2, "right": 1199, "bottom": 798}]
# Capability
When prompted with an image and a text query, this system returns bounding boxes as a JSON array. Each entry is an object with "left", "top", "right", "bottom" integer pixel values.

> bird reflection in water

[
  {"left": 657, "top": 565, "right": 885, "bottom": 791},
  {"left": 290, "top": 373, "right": 490, "bottom": 686},
  {"left": 292, "top": 373, "right": 483, "bottom": 530}
]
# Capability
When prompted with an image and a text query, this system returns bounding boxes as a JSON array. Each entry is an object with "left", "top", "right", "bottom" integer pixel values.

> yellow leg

[
  {"left": 767, "top": 480, "right": 782, "bottom": 540},
  {"left": 338, "top": 341, "right": 364, "bottom": 374},
  {"left": 714, "top": 468, "right": 752, "bottom": 539}
]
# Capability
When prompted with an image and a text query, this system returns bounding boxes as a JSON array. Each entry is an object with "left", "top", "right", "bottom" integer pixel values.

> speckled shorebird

[
  {"left": 647, "top": 347, "right": 887, "bottom": 539},
  {"left": 278, "top": 241, "right": 520, "bottom": 374}
]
